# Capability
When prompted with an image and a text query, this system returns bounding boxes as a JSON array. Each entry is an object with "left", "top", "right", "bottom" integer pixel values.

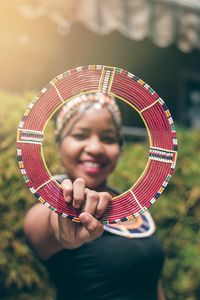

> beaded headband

[
  {"left": 17, "top": 65, "right": 178, "bottom": 224},
  {"left": 55, "top": 92, "right": 122, "bottom": 144}
]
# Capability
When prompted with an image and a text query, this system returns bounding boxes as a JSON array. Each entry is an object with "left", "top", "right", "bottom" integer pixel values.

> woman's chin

[
  {"left": 67, "top": 166, "right": 111, "bottom": 190},
  {"left": 79, "top": 174, "right": 106, "bottom": 190}
]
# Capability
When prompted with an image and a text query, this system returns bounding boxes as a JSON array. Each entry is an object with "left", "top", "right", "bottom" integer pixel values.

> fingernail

[
  {"left": 74, "top": 203, "right": 80, "bottom": 209},
  {"left": 65, "top": 196, "right": 71, "bottom": 203}
]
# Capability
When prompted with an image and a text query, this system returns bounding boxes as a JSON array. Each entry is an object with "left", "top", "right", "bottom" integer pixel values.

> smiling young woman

[
  {"left": 24, "top": 93, "right": 166, "bottom": 300},
  {"left": 59, "top": 106, "right": 120, "bottom": 190}
]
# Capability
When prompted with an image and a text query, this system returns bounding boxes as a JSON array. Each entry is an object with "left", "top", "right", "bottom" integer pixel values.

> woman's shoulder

[{"left": 104, "top": 184, "right": 121, "bottom": 197}]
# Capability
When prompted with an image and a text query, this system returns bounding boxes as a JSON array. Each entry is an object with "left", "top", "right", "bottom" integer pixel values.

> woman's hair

[{"left": 55, "top": 92, "right": 123, "bottom": 146}]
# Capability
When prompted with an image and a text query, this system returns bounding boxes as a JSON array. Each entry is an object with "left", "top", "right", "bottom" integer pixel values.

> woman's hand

[
  {"left": 24, "top": 177, "right": 112, "bottom": 260},
  {"left": 54, "top": 178, "right": 112, "bottom": 249}
]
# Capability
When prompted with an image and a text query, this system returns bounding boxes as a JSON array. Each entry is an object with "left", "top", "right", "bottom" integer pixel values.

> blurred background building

[{"left": 0, "top": 0, "right": 200, "bottom": 129}]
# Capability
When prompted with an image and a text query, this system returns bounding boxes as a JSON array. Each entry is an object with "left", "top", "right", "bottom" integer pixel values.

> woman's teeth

[{"left": 83, "top": 161, "right": 102, "bottom": 168}]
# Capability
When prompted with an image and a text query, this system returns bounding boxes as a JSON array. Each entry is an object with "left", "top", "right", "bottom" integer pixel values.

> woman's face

[{"left": 59, "top": 107, "right": 121, "bottom": 189}]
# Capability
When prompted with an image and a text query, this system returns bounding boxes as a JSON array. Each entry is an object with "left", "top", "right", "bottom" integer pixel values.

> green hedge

[{"left": 0, "top": 91, "right": 200, "bottom": 299}]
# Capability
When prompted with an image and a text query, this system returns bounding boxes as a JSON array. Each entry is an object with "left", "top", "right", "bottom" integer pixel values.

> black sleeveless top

[{"left": 45, "top": 231, "right": 165, "bottom": 300}]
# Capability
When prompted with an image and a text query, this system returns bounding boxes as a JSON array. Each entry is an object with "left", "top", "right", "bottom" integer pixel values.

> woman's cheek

[{"left": 113, "top": 145, "right": 121, "bottom": 160}]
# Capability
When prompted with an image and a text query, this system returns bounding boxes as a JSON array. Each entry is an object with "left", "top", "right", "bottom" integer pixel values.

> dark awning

[{"left": 17, "top": 0, "right": 200, "bottom": 52}]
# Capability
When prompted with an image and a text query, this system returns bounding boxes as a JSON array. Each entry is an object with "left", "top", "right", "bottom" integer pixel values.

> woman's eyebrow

[
  {"left": 62, "top": 127, "right": 90, "bottom": 138},
  {"left": 71, "top": 127, "right": 90, "bottom": 133}
]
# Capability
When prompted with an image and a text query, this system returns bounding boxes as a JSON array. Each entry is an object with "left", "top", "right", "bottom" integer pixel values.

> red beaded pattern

[{"left": 17, "top": 65, "right": 178, "bottom": 224}]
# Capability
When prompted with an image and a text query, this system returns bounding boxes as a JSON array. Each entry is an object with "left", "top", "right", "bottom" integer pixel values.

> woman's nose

[{"left": 84, "top": 136, "right": 104, "bottom": 155}]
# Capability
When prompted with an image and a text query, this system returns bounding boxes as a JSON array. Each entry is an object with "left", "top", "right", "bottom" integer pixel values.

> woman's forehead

[
  {"left": 65, "top": 107, "right": 117, "bottom": 133},
  {"left": 74, "top": 107, "right": 115, "bottom": 126}
]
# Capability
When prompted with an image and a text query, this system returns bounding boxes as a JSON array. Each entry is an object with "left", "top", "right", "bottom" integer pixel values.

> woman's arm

[
  {"left": 24, "top": 178, "right": 111, "bottom": 260},
  {"left": 24, "top": 203, "right": 63, "bottom": 260},
  {"left": 157, "top": 280, "right": 166, "bottom": 300}
]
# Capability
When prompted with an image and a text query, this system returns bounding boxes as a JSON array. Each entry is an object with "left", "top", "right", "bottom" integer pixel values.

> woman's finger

[
  {"left": 84, "top": 190, "right": 99, "bottom": 216},
  {"left": 61, "top": 179, "right": 73, "bottom": 203},
  {"left": 73, "top": 178, "right": 85, "bottom": 208},
  {"left": 79, "top": 212, "right": 104, "bottom": 241},
  {"left": 95, "top": 192, "right": 112, "bottom": 218}
]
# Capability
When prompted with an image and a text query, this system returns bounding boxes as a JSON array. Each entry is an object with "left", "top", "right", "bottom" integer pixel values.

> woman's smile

[{"left": 79, "top": 160, "right": 104, "bottom": 174}]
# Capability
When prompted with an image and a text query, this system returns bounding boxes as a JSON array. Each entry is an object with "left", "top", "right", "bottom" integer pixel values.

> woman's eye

[{"left": 72, "top": 134, "right": 87, "bottom": 140}]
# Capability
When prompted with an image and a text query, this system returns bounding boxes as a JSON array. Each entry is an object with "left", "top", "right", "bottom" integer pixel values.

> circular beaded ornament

[{"left": 17, "top": 65, "right": 178, "bottom": 224}]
